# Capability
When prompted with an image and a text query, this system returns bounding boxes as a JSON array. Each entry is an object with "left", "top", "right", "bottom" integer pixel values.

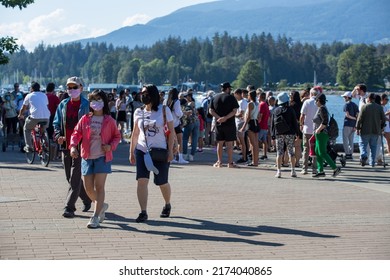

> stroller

[{"left": 326, "top": 139, "right": 346, "bottom": 167}]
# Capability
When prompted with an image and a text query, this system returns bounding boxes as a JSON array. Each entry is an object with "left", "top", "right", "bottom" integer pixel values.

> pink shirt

[{"left": 69, "top": 114, "right": 121, "bottom": 162}]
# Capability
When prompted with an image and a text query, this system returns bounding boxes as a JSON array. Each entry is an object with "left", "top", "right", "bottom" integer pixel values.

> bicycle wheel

[
  {"left": 40, "top": 131, "right": 51, "bottom": 167},
  {"left": 25, "top": 138, "right": 36, "bottom": 164}
]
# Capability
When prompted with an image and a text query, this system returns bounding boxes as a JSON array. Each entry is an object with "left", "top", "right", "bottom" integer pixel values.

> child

[
  {"left": 197, "top": 107, "right": 206, "bottom": 152},
  {"left": 69, "top": 89, "right": 121, "bottom": 228}
]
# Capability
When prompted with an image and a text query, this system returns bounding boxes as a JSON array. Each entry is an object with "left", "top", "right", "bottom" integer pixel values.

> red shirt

[
  {"left": 46, "top": 93, "right": 60, "bottom": 116},
  {"left": 65, "top": 99, "right": 81, "bottom": 145},
  {"left": 258, "top": 101, "right": 270, "bottom": 129}
]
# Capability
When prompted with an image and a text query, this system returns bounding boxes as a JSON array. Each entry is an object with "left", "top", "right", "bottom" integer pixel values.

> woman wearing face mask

[
  {"left": 69, "top": 89, "right": 121, "bottom": 228},
  {"left": 129, "top": 84, "right": 175, "bottom": 223}
]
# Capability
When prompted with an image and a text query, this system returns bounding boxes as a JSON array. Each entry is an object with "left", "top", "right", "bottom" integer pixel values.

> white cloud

[
  {"left": 0, "top": 8, "right": 109, "bottom": 51},
  {"left": 122, "top": 14, "right": 152, "bottom": 27}
]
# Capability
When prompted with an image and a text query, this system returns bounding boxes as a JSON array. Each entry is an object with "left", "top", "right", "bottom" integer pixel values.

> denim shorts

[
  {"left": 135, "top": 149, "right": 170, "bottom": 186},
  {"left": 258, "top": 129, "right": 268, "bottom": 142},
  {"left": 81, "top": 156, "right": 112, "bottom": 176}
]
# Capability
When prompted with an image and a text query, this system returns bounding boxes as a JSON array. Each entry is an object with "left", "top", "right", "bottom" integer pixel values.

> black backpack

[{"left": 327, "top": 114, "right": 339, "bottom": 140}]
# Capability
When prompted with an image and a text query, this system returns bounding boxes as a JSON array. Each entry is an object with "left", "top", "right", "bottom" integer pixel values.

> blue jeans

[
  {"left": 359, "top": 134, "right": 379, "bottom": 165},
  {"left": 182, "top": 121, "right": 199, "bottom": 156}
]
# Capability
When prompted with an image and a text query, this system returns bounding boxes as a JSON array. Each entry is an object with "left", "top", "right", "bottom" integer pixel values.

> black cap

[
  {"left": 315, "top": 93, "right": 327, "bottom": 102},
  {"left": 221, "top": 82, "right": 232, "bottom": 90}
]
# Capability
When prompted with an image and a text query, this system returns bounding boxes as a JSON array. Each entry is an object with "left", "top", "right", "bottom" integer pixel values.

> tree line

[{"left": 1, "top": 32, "right": 390, "bottom": 90}]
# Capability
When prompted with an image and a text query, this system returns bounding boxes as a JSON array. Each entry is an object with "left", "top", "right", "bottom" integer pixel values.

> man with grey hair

[{"left": 299, "top": 87, "right": 319, "bottom": 174}]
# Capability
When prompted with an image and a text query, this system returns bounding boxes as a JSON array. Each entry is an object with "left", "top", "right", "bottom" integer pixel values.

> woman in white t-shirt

[{"left": 129, "top": 84, "right": 175, "bottom": 223}]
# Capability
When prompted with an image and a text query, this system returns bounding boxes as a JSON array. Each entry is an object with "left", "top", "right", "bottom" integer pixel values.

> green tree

[
  {"left": 0, "top": 0, "right": 34, "bottom": 64},
  {"left": 336, "top": 44, "right": 382, "bottom": 88},
  {"left": 234, "top": 60, "right": 262, "bottom": 88}
]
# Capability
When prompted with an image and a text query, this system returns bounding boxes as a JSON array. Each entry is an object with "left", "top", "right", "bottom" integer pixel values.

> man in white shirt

[
  {"left": 234, "top": 88, "right": 248, "bottom": 163},
  {"left": 18, "top": 82, "right": 50, "bottom": 152},
  {"left": 299, "top": 87, "right": 319, "bottom": 174}
]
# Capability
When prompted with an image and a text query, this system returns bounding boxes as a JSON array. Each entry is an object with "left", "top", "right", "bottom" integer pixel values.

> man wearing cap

[
  {"left": 356, "top": 93, "right": 386, "bottom": 167},
  {"left": 53, "top": 76, "right": 92, "bottom": 218},
  {"left": 18, "top": 82, "right": 50, "bottom": 152},
  {"left": 341, "top": 91, "right": 359, "bottom": 159},
  {"left": 209, "top": 82, "right": 239, "bottom": 168}
]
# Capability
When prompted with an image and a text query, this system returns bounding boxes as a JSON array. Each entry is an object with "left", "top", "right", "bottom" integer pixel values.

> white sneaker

[
  {"left": 189, "top": 154, "right": 194, "bottom": 162},
  {"left": 99, "top": 203, "right": 109, "bottom": 223},
  {"left": 275, "top": 171, "right": 281, "bottom": 178},
  {"left": 87, "top": 216, "right": 100, "bottom": 228},
  {"left": 300, "top": 170, "right": 308, "bottom": 175},
  {"left": 178, "top": 159, "right": 189, "bottom": 164},
  {"left": 291, "top": 170, "right": 297, "bottom": 177},
  {"left": 171, "top": 159, "right": 178, "bottom": 164}
]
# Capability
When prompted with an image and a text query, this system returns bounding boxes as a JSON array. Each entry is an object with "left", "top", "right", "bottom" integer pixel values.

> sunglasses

[{"left": 67, "top": 86, "right": 79, "bottom": 90}]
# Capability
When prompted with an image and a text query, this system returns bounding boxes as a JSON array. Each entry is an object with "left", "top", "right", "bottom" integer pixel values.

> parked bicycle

[{"left": 25, "top": 121, "right": 51, "bottom": 166}]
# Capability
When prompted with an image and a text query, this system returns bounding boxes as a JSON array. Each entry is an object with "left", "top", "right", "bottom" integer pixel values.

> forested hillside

[{"left": 1, "top": 33, "right": 390, "bottom": 90}]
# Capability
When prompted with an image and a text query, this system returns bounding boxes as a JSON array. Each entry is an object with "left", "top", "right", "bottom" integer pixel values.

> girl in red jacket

[{"left": 70, "top": 89, "right": 121, "bottom": 228}]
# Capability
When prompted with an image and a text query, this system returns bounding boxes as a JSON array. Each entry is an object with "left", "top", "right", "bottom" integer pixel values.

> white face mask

[
  {"left": 68, "top": 88, "right": 81, "bottom": 99},
  {"left": 90, "top": 100, "right": 104, "bottom": 111}
]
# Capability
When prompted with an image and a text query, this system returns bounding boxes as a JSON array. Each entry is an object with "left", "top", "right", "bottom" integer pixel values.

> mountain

[{"left": 76, "top": 0, "right": 389, "bottom": 48}]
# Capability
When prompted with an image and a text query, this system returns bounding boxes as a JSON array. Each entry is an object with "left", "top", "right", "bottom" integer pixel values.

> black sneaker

[
  {"left": 136, "top": 212, "right": 148, "bottom": 223},
  {"left": 333, "top": 167, "right": 341, "bottom": 177},
  {"left": 82, "top": 203, "right": 91, "bottom": 212},
  {"left": 312, "top": 172, "right": 326, "bottom": 178},
  {"left": 260, "top": 155, "right": 268, "bottom": 160},
  {"left": 62, "top": 208, "right": 75, "bottom": 218},
  {"left": 160, "top": 204, "right": 171, "bottom": 218},
  {"left": 360, "top": 157, "right": 367, "bottom": 166},
  {"left": 235, "top": 158, "right": 247, "bottom": 164}
]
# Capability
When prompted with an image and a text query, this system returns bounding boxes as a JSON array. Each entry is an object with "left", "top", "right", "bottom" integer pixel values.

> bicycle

[{"left": 25, "top": 121, "right": 51, "bottom": 167}]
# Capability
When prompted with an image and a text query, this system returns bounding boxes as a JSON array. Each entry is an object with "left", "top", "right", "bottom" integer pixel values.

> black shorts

[
  {"left": 215, "top": 123, "right": 237, "bottom": 142},
  {"left": 116, "top": 110, "right": 127, "bottom": 122},
  {"left": 135, "top": 149, "right": 170, "bottom": 186},
  {"left": 174, "top": 125, "right": 182, "bottom": 134}
]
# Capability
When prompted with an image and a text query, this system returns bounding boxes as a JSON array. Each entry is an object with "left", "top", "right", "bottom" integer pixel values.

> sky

[{"left": 0, "top": 0, "right": 216, "bottom": 51}]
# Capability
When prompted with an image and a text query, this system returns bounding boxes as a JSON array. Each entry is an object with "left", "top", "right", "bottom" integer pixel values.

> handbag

[{"left": 142, "top": 106, "right": 169, "bottom": 163}]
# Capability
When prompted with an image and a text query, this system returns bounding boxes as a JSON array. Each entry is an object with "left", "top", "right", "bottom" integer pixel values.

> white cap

[{"left": 342, "top": 91, "right": 352, "bottom": 98}]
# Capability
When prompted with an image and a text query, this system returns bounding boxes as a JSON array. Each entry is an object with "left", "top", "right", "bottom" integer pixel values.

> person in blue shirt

[{"left": 341, "top": 91, "right": 359, "bottom": 159}]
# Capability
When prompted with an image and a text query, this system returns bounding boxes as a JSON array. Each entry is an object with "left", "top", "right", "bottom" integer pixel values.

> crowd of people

[{"left": 1, "top": 79, "right": 389, "bottom": 228}]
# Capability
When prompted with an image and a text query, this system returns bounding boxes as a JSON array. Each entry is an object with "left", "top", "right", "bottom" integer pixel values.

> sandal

[
  {"left": 213, "top": 161, "right": 223, "bottom": 168},
  {"left": 228, "top": 162, "right": 239, "bottom": 168}
]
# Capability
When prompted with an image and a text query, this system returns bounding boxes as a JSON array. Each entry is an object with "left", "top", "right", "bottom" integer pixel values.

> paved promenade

[{"left": 0, "top": 143, "right": 389, "bottom": 260}]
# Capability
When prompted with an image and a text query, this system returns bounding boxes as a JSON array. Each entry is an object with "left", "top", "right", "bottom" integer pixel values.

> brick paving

[{"left": 0, "top": 143, "right": 389, "bottom": 260}]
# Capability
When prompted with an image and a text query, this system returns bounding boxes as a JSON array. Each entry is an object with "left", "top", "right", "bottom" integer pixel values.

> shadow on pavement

[{"left": 103, "top": 214, "right": 339, "bottom": 247}]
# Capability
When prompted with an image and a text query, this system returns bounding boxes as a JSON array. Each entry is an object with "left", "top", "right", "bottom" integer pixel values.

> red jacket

[{"left": 69, "top": 114, "right": 121, "bottom": 162}]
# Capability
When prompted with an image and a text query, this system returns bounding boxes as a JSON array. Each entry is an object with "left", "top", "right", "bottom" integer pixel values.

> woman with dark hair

[
  {"left": 312, "top": 93, "right": 341, "bottom": 178},
  {"left": 240, "top": 90, "right": 259, "bottom": 166},
  {"left": 69, "top": 89, "right": 121, "bottom": 228},
  {"left": 165, "top": 87, "right": 187, "bottom": 164},
  {"left": 182, "top": 91, "right": 199, "bottom": 161},
  {"left": 290, "top": 90, "right": 303, "bottom": 167},
  {"left": 129, "top": 84, "right": 175, "bottom": 223},
  {"left": 116, "top": 90, "right": 127, "bottom": 143}
]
